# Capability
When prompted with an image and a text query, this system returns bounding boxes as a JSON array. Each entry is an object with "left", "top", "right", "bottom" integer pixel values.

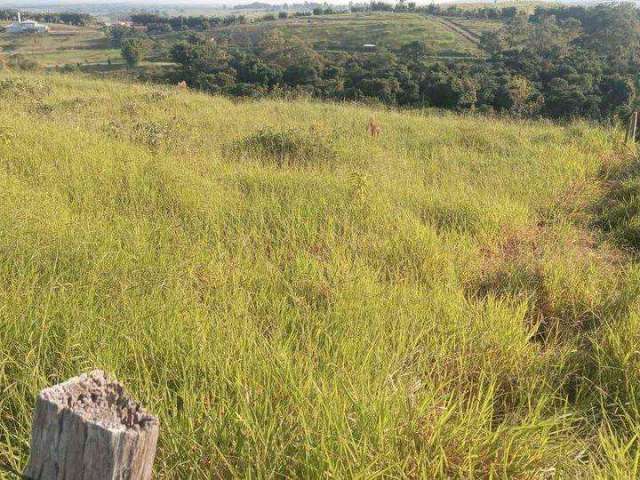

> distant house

[
  {"left": 6, "top": 13, "right": 49, "bottom": 34},
  {"left": 362, "top": 44, "right": 377, "bottom": 50}
]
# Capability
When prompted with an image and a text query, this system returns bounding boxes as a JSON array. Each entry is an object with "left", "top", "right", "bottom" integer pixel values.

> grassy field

[
  {"left": 213, "top": 13, "right": 481, "bottom": 56},
  {"left": 1, "top": 72, "right": 640, "bottom": 478},
  {"left": 0, "top": 12, "right": 501, "bottom": 73},
  {"left": 0, "top": 24, "right": 121, "bottom": 66}
]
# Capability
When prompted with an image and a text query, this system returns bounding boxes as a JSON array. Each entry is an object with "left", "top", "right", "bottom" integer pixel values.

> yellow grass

[{"left": 1, "top": 72, "right": 639, "bottom": 478}]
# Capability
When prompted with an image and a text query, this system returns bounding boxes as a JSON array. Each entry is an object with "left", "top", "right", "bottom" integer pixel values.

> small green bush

[{"left": 230, "top": 127, "right": 336, "bottom": 167}]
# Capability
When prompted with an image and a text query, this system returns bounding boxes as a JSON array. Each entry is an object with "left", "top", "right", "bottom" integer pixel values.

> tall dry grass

[{"left": 1, "top": 72, "right": 640, "bottom": 478}]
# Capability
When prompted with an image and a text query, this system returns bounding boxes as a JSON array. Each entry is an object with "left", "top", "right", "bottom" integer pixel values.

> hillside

[
  {"left": 1, "top": 72, "right": 640, "bottom": 478},
  {"left": 209, "top": 13, "right": 482, "bottom": 56},
  {"left": 0, "top": 23, "right": 120, "bottom": 67},
  {"left": 0, "top": 11, "right": 492, "bottom": 73}
]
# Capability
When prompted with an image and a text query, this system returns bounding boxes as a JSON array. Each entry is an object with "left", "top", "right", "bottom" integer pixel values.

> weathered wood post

[
  {"left": 626, "top": 111, "right": 639, "bottom": 145},
  {"left": 24, "top": 370, "right": 159, "bottom": 480},
  {"left": 625, "top": 114, "right": 631, "bottom": 144}
]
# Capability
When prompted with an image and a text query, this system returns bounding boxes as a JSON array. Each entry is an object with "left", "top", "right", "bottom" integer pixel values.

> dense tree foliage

[
  {"left": 130, "top": 13, "right": 247, "bottom": 32},
  {"left": 480, "top": 3, "right": 640, "bottom": 119},
  {"left": 0, "top": 10, "right": 92, "bottom": 26},
  {"left": 164, "top": 4, "right": 639, "bottom": 121},
  {"left": 121, "top": 38, "right": 149, "bottom": 67}
]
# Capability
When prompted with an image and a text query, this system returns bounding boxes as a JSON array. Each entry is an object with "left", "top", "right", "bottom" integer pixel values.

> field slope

[
  {"left": 0, "top": 24, "right": 120, "bottom": 67},
  {"left": 211, "top": 13, "right": 480, "bottom": 56},
  {"left": 1, "top": 73, "right": 640, "bottom": 478}
]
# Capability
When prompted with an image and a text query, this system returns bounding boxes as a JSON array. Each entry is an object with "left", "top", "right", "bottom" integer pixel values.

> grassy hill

[
  {"left": 1, "top": 72, "right": 640, "bottom": 478},
  {"left": 1, "top": 12, "right": 501, "bottom": 74},
  {"left": 211, "top": 13, "right": 483, "bottom": 56},
  {"left": 0, "top": 24, "right": 120, "bottom": 67}
]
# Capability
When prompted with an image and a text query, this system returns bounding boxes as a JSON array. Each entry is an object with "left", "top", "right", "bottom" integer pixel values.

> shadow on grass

[
  {"left": 0, "top": 461, "right": 28, "bottom": 479},
  {"left": 593, "top": 152, "right": 640, "bottom": 253}
]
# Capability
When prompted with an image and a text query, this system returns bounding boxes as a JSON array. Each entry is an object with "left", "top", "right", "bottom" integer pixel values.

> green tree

[
  {"left": 108, "top": 25, "right": 133, "bottom": 48},
  {"left": 121, "top": 39, "right": 149, "bottom": 68},
  {"left": 581, "top": 4, "right": 640, "bottom": 68},
  {"left": 480, "top": 31, "right": 507, "bottom": 56},
  {"left": 494, "top": 76, "right": 539, "bottom": 115},
  {"left": 170, "top": 39, "right": 237, "bottom": 92},
  {"left": 600, "top": 75, "right": 635, "bottom": 118},
  {"left": 400, "top": 40, "right": 430, "bottom": 64}
]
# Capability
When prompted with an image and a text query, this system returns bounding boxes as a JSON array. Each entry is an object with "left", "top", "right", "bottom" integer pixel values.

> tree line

[
  {"left": 139, "top": 3, "right": 635, "bottom": 121},
  {"left": 129, "top": 13, "right": 248, "bottom": 33},
  {"left": 127, "top": 7, "right": 349, "bottom": 33},
  {"left": 0, "top": 10, "right": 92, "bottom": 26}
]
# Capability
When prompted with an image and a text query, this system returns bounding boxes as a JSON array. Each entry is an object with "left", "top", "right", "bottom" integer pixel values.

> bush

[
  {"left": 121, "top": 38, "right": 150, "bottom": 68},
  {"left": 3, "top": 54, "right": 40, "bottom": 72},
  {"left": 596, "top": 176, "right": 640, "bottom": 251},
  {"left": 229, "top": 127, "right": 336, "bottom": 167},
  {"left": 59, "top": 64, "right": 81, "bottom": 73},
  {"left": 132, "top": 120, "right": 174, "bottom": 150},
  {"left": 0, "top": 77, "right": 46, "bottom": 98}
]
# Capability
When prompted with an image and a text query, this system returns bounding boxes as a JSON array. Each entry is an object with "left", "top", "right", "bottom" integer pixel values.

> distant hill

[
  {"left": 232, "top": 1, "right": 326, "bottom": 11},
  {"left": 233, "top": 1, "right": 273, "bottom": 9}
]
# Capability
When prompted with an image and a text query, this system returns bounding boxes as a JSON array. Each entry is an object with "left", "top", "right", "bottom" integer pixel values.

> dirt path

[{"left": 429, "top": 16, "right": 483, "bottom": 50}]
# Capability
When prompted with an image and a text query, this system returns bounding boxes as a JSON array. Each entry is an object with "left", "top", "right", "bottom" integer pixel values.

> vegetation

[
  {"left": 10, "top": 3, "right": 640, "bottom": 123},
  {"left": 1, "top": 72, "right": 640, "bottom": 478},
  {"left": 159, "top": 3, "right": 640, "bottom": 121},
  {"left": 121, "top": 38, "right": 150, "bottom": 67},
  {"left": 1, "top": 2, "right": 640, "bottom": 477},
  {"left": 209, "top": 13, "right": 479, "bottom": 55},
  {"left": 129, "top": 13, "right": 249, "bottom": 32},
  {"left": 0, "top": 11, "right": 486, "bottom": 76},
  {"left": 0, "top": 24, "right": 119, "bottom": 68},
  {"left": 0, "top": 10, "right": 93, "bottom": 26}
]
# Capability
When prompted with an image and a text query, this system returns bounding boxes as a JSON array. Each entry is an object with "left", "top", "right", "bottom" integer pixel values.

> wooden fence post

[
  {"left": 626, "top": 111, "right": 639, "bottom": 145},
  {"left": 24, "top": 370, "right": 159, "bottom": 480},
  {"left": 625, "top": 114, "right": 631, "bottom": 144}
]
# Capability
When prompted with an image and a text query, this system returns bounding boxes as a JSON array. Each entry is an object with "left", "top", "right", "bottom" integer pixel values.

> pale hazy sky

[{"left": 0, "top": 0, "right": 469, "bottom": 4}]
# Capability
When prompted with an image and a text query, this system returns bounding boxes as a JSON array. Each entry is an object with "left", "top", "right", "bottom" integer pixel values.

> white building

[{"left": 6, "top": 13, "right": 49, "bottom": 34}]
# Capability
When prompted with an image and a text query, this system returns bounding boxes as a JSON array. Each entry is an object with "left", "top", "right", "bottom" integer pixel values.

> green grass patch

[
  {"left": 215, "top": 13, "right": 480, "bottom": 55},
  {"left": 0, "top": 27, "right": 119, "bottom": 66},
  {"left": 229, "top": 127, "right": 337, "bottom": 167}
]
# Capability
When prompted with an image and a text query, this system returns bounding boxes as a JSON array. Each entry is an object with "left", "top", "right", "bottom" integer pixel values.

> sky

[
  {"left": 5, "top": 0, "right": 315, "bottom": 4},
  {"left": 0, "top": 0, "right": 492, "bottom": 5},
  {"left": 0, "top": 0, "right": 598, "bottom": 8}
]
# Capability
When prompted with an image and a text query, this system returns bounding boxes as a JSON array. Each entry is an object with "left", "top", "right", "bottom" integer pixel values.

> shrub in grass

[
  {"left": 596, "top": 177, "right": 640, "bottom": 251},
  {"left": 4, "top": 54, "right": 40, "bottom": 72},
  {"left": 59, "top": 64, "right": 81, "bottom": 73},
  {"left": 132, "top": 120, "right": 173, "bottom": 151},
  {"left": 229, "top": 127, "right": 336, "bottom": 167},
  {"left": 420, "top": 200, "right": 481, "bottom": 234},
  {"left": 0, "top": 77, "right": 46, "bottom": 98}
]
